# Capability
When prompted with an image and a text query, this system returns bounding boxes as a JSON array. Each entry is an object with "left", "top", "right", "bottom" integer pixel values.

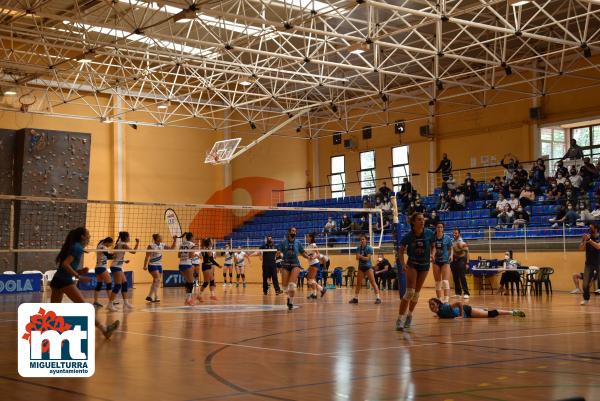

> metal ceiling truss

[{"left": 0, "top": 0, "right": 598, "bottom": 140}]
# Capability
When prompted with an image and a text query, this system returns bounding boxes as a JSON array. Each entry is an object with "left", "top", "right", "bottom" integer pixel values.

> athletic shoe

[
  {"left": 570, "top": 288, "right": 582, "bottom": 294},
  {"left": 93, "top": 302, "right": 103, "bottom": 308},
  {"left": 307, "top": 294, "right": 317, "bottom": 299},
  {"left": 349, "top": 298, "right": 358, "bottom": 304},
  {"left": 123, "top": 301, "right": 134, "bottom": 310},
  {"left": 512, "top": 310, "right": 526, "bottom": 317},
  {"left": 145, "top": 296, "right": 153, "bottom": 302},
  {"left": 287, "top": 298, "right": 293, "bottom": 310},
  {"left": 184, "top": 298, "right": 194, "bottom": 306},
  {"left": 595, "top": 289, "right": 600, "bottom": 294},
  {"left": 395, "top": 318, "right": 404, "bottom": 331},
  {"left": 374, "top": 298, "right": 382, "bottom": 304},
  {"left": 196, "top": 296, "right": 204, "bottom": 303},
  {"left": 275, "top": 290, "right": 283, "bottom": 295},
  {"left": 152, "top": 299, "right": 160, "bottom": 303},
  {"left": 222, "top": 283, "right": 227, "bottom": 287},
  {"left": 193, "top": 280, "right": 198, "bottom": 288},
  {"left": 107, "top": 302, "right": 118, "bottom": 312},
  {"left": 442, "top": 296, "right": 449, "bottom": 303},
  {"left": 236, "top": 283, "right": 239, "bottom": 288},
  {"left": 243, "top": 283, "right": 247, "bottom": 288},
  {"left": 403, "top": 315, "right": 413, "bottom": 330},
  {"left": 452, "top": 294, "right": 461, "bottom": 298},
  {"left": 228, "top": 283, "right": 233, "bottom": 288},
  {"left": 463, "top": 294, "right": 470, "bottom": 299},
  {"left": 263, "top": 292, "right": 268, "bottom": 296},
  {"left": 103, "top": 320, "right": 120, "bottom": 339},
  {"left": 581, "top": 300, "right": 589, "bottom": 306},
  {"left": 320, "top": 288, "right": 328, "bottom": 298}
]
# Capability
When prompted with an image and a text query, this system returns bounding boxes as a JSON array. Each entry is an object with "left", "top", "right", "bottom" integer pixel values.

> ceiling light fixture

[
  {"left": 509, "top": 0, "right": 531, "bottom": 6},
  {"left": 348, "top": 42, "right": 370, "bottom": 55},
  {"left": 238, "top": 76, "right": 257, "bottom": 86},
  {"left": 3, "top": 89, "right": 17, "bottom": 96}
]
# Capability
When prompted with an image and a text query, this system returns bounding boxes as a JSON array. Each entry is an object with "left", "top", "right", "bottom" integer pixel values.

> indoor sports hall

[{"left": 0, "top": 1, "right": 599, "bottom": 400}]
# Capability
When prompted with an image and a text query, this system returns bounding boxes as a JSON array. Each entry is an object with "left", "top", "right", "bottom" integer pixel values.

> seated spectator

[
  {"left": 565, "top": 203, "right": 580, "bottom": 227},
  {"left": 359, "top": 217, "right": 369, "bottom": 233},
  {"left": 493, "top": 193, "right": 509, "bottom": 217},
  {"left": 380, "top": 197, "right": 392, "bottom": 218},
  {"left": 530, "top": 158, "right": 546, "bottom": 189},
  {"left": 426, "top": 210, "right": 440, "bottom": 228},
  {"left": 414, "top": 199, "right": 426, "bottom": 214},
  {"left": 564, "top": 188, "right": 578, "bottom": 206},
  {"left": 556, "top": 172, "right": 567, "bottom": 185},
  {"left": 378, "top": 181, "right": 392, "bottom": 199},
  {"left": 340, "top": 214, "right": 352, "bottom": 233},
  {"left": 546, "top": 180, "right": 564, "bottom": 201},
  {"left": 376, "top": 217, "right": 390, "bottom": 232},
  {"left": 507, "top": 193, "right": 519, "bottom": 210},
  {"left": 594, "top": 185, "right": 600, "bottom": 207},
  {"left": 555, "top": 160, "right": 568, "bottom": 178},
  {"left": 374, "top": 254, "right": 393, "bottom": 290},
  {"left": 498, "top": 250, "right": 522, "bottom": 295},
  {"left": 569, "top": 167, "right": 583, "bottom": 192},
  {"left": 562, "top": 138, "right": 584, "bottom": 160},
  {"left": 323, "top": 217, "right": 336, "bottom": 234},
  {"left": 580, "top": 157, "right": 598, "bottom": 191},
  {"left": 501, "top": 153, "right": 519, "bottom": 181},
  {"left": 507, "top": 177, "right": 522, "bottom": 197},
  {"left": 362, "top": 195, "right": 374, "bottom": 209},
  {"left": 437, "top": 193, "right": 450, "bottom": 212},
  {"left": 464, "top": 172, "right": 476, "bottom": 187},
  {"left": 578, "top": 204, "right": 595, "bottom": 226},
  {"left": 512, "top": 206, "right": 530, "bottom": 229},
  {"left": 496, "top": 204, "right": 514, "bottom": 228},
  {"left": 406, "top": 201, "right": 416, "bottom": 216},
  {"left": 401, "top": 192, "right": 414, "bottom": 212},
  {"left": 519, "top": 185, "right": 535, "bottom": 208},
  {"left": 549, "top": 205, "right": 567, "bottom": 228},
  {"left": 443, "top": 174, "right": 457, "bottom": 192},
  {"left": 450, "top": 189, "right": 466, "bottom": 211},
  {"left": 464, "top": 180, "right": 478, "bottom": 201}
]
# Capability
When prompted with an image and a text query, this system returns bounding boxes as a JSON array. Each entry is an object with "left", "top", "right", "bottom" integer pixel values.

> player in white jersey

[
  {"left": 93, "top": 237, "right": 114, "bottom": 308},
  {"left": 178, "top": 232, "right": 200, "bottom": 306},
  {"left": 107, "top": 231, "right": 139, "bottom": 312},
  {"left": 143, "top": 233, "right": 177, "bottom": 303},
  {"left": 191, "top": 251, "right": 201, "bottom": 288},
  {"left": 305, "top": 233, "right": 327, "bottom": 300},
  {"left": 222, "top": 244, "right": 234, "bottom": 287},
  {"left": 234, "top": 251, "right": 251, "bottom": 288}
]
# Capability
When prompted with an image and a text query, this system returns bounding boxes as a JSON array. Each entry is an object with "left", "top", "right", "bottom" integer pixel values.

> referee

[
  {"left": 260, "top": 235, "right": 282, "bottom": 295},
  {"left": 580, "top": 223, "right": 600, "bottom": 306}
]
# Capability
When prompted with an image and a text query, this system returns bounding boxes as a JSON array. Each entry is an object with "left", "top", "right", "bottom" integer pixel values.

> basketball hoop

[
  {"left": 204, "top": 138, "right": 241, "bottom": 165},
  {"left": 19, "top": 93, "right": 36, "bottom": 113}
]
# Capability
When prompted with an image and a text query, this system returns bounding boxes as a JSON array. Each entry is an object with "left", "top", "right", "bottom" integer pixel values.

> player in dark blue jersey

[
  {"left": 429, "top": 298, "right": 525, "bottom": 319},
  {"left": 277, "top": 227, "right": 309, "bottom": 310}
]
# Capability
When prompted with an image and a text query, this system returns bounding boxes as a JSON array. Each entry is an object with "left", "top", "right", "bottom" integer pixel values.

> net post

[
  {"left": 368, "top": 212, "right": 373, "bottom": 248},
  {"left": 8, "top": 201, "right": 14, "bottom": 252}
]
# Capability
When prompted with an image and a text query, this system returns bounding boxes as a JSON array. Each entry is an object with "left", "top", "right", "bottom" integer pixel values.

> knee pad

[
  {"left": 185, "top": 282, "right": 194, "bottom": 294},
  {"left": 112, "top": 283, "right": 122, "bottom": 294},
  {"left": 201, "top": 282, "right": 209, "bottom": 289},
  {"left": 441, "top": 280, "right": 450, "bottom": 290},
  {"left": 223, "top": 273, "right": 227, "bottom": 278},
  {"left": 193, "top": 272, "right": 199, "bottom": 279},
  {"left": 403, "top": 288, "right": 415, "bottom": 301},
  {"left": 210, "top": 280, "right": 215, "bottom": 287},
  {"left": 153, "top": 277, "right": 161, "bottom": 284},
  {"left": 308, "top": 279, "right": 316, "bottom": 285},
  {"left": 488, "top": 309, "right": 499, "bottom": 318},
  {"left": 412, "top": 291, "right": 420, "bottom": 302},
  {"left": 95, "top": 282, "right": 103, "bottom": 291},
  {"left": 105, "top": 282, "right": 112, "bottom": 291},
  {"left": 229, "top": 273, "right": 233, "bottom": 278},
  {"left": 236, "top": 274, "right": 241, "bottom": 279},
  {"left": 435, "top": 281, "right": 442, "bottom": 291},
  {"left": 288, "top": 283, "right": 297, "bottom": 291},
  {"left": 121, "top": 281, "right": 128, "bottom": 293}
]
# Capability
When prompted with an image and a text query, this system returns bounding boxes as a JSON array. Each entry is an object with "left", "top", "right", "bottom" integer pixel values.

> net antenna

[{"left": 204, "top": 138, "right": 241, "bottom": 165}]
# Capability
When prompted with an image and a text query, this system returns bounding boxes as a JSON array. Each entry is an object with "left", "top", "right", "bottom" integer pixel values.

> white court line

[
  {"left": 123, "top": 330, "right": 323, "bottom": 356},
  {"left": 322, "top": 329, "right": 600, "bottom": 355}
]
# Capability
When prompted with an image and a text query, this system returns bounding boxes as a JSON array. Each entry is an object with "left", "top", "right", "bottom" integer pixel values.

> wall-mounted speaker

[
  {"left": 529, "top": 107, "right": 543, "bottom": 120},
  {"left": 394, "top": 120, "right": 405, "bottom": 134},
  {"left": 343, "top": 139, "right": 354, "bottom": 149},
  {"left": 333, "top": 132, "right": 342, "bottom": 145},
  {"left": 419, "top": 125, "right": 432, "bottom": 138},
  {"left": 362, "top": 126, "right": 372, "bottom": 140}
]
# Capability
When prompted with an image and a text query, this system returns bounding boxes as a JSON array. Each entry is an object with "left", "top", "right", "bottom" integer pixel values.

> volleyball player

[
  {"left": 143, "top": 234, "right": 177, "bottom": 303},
  {"left": 432, "top": 222, "right": 453, "bottom": 303},
  {"left": 93, "top": 236, "right": 114, "bottom": 308},
  {"left": 50, "top": 227, "right": 120, "bottom": 339},
  {"left": 579, "top": 223, "right": 600, "bottom": 306},
  {"left": 192, "top": 251, "right": 201, "bottom": 288},
  {"left": 198, "top": 238, "right": 222, "bottom": 301},
  {"left": 396, "top": 212, "right": 435, "bottom": 331},
  {"left": 107, "top": 231, "right": 139, "bottom": 312},
  {"left": 178, "top": 232, "right": 199, "bottom": 306},
  {"left": 428, "top": 298, "right": 525, "bottom": 319},
  {"left": 222, "top": 244, "right": 234, "bottom": 287},
  {"left": 278, "top": 227, "right": 309, "bottom": 310},
  {"left": 305, "top": 233, "right": 327, "bottom": 300},
  {"left": 234, "top": 250, "right": 251, "bottom": 288},
  {"left": 349, "top": 234, "right": 381, "bottom": 304}
]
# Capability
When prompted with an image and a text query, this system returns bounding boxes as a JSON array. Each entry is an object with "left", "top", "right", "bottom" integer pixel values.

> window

[
  {"left": 391, "top": 146, "right": 410, "bottom": 192},
  {"left": 330, "top": 155, "right": 345, "bottom": 198},
  {"left": 359, "top": 150, "right": 376, "bottom": 196},
  {"left": 568, "top": 124, "right": 600, "bottom": 160},
  {"left": 540, "top": 127, "right": 565, "bottom": 172}
]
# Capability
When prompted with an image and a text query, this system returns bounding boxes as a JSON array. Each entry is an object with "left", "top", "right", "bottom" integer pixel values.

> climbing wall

[
  {"left": 0, "top": 129, "right": 16, "bottom": 272},
  {"left": 13, "top": 129, "right": 91, "bottom": 271}
]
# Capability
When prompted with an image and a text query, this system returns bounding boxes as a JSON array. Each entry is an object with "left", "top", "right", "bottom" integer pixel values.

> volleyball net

[{"left": 0, "top": 195, "right": 386, "bottom": 260}]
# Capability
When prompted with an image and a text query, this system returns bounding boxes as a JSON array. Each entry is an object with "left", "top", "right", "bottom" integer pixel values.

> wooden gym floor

[{"left": 0, "top": 283, "right": 599, "bottom": 401}]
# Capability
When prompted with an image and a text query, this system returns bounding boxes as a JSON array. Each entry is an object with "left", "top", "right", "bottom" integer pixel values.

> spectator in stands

[
  {"left": 443, "top": 174, "right": 457, "bottom": 192},
  {"left": 426, "top": 210, "right": 440, "bottom": 228},
  {"left": 507, "top": 193, "right": 519, "bottom": 210},
  {"left": 549, "top": 204, "right": 568, "bottom": 228},
  {"left": 463, "top": 179, "right": 478, "bottom": 201},
  {"left": 498, "top": 250, "right": 522, "bottom": 295},
  {"left": 569, "top": 167, "right": 583, "bottom": 193},
  {"left": 562, "top": 138, "right": 584, "bottom": 160},
  {"left": 519, "top": 185, "right": 535, "bottom": 208},
  {"left": 546, "top": 179, "right": 564, "bottom": 201},
  {"left": 565, "top": 203, "right": 580, "bottom": 227},
  {"left": 414, "top": 199, "right": 426, "bottom": 214},
  {"left": 501, "top": 153, "right": 519, "bottom": 181},
  {"left": 340, "top": 214, "right": 352, "bottom": 233},
  {"left": 496, "top": 204, "right": 514, "bottom": 228},
  {"left": 594, "top": 185, "right": 600, "bottom": 207},
  {"left": 401, "top": 192, "right": 414, "bottom": 213},
  {"left": 381, "top": 197, "right": 392, "bottom": 219},
  {"left": 450, "top": 189, "right": 466, "bottom": 211},
  {"left": 564, "top": 184, "right": 578, "bottom": 206},
  {"left": 556, "top": 171, "right": 567, "bottom": 185},
  {"left": 323, "top": 217, "right": 336, "bottom": 234},
  {"left": 555, "top": 160, "right": 568, "bottom": 178},
  {"left": 580, "top": 157, "right": 598, "bottom": 191},
  {"left": 399, "top": 177, "right": 413, "bottom": 198},
  {"left": 437, "top": 192, "right": 450, "bottom": 212},
  {"left": 374, "top": 254, "right": 392, "bottom": 290},
  {"left": 378, "top": 182, "right": 392, "bottom": 199},
  {"left": 530, "top": 158, "right": 546, "bottom": 189},
  {"left": 358, "top": 216, "right": 369, "bottom": 233},
  {"left": 376, "top": 217, "right": 390, "bottom": 232},
  {"left": 434, "top": 153, "right": 453, "bottom": 181},
  {"left": 493, "top": 193, "right": 508, "bottom": 217},
  {"left": 362, "top": 196, "right": 374, "bottom": 209},
  {"left": 464, "top": 172, "right": 476, "bottom": 187},
  {"left": 578, "top": 203, "right": 596, "bottom": 226},
  {"left": 513, "top": 206, "right": 530, "bottom": 228},
  {"left": 507, "top": 176, "right": 522, "bottom": 198}
]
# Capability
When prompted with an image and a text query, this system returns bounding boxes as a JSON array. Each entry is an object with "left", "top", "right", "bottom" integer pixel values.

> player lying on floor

[{"left": 428, "top": 298, "right": 526, "bottom": 319}]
